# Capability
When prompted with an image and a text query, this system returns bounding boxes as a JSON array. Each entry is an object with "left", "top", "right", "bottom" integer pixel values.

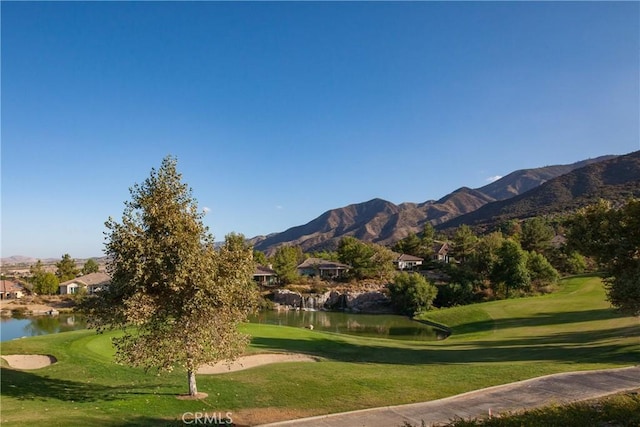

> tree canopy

[
  {"left": 33, "top": 271, "right": 59, "bottom": 295},
  {"left": 387, "top": 272, "right": 438, "bottom": 316},
  {"left": 271, "top": 245, "right": 303, "bottom": 284},
  {"left": 56, "top": 254, "right": 79, "bottom": 281},
  {"left": 338, "top": 236, "right": 396, "bottom": 281},
  {"left": 82, "top": 259, "right": 100, "bottom": 275},
  {"left": 566, "top": 199, "right": 640, "bottom": 315},
  {"left": 83, "top": 156, "right": 258, "bottom": 396}
]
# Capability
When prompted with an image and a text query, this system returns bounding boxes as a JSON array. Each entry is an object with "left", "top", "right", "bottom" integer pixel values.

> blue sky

[{"left": 2, "top": 2, "right": 639, "bottom": 259}]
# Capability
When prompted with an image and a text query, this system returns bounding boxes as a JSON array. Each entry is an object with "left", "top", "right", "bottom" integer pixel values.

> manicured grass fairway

[{"left": 1, "top": 276, "right": 638, "bottom": 426}]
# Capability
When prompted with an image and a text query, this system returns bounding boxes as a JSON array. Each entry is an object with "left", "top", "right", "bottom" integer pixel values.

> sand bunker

[
  {"left": 198, "top": 353, "right": 318, "bottom": 374},
  {"left": 1, "top": 354, "right": 57, "bottom": 370}
]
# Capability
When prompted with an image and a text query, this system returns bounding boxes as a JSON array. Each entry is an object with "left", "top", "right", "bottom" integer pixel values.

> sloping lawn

[{"left": 1, "top": 275, "right": 638, "bottom": 426}]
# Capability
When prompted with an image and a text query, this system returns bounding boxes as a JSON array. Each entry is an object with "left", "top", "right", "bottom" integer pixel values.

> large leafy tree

[
  {"left": 387, "top": 272, "right": 438, "bottom": 316},
  {"left": 34, "top": 272, "right": 59, "bottom": 295},
  {"left": 566, "top": 199, "right": 640, "bottom": 315},
  {"left": 526, "top": 251, "right": 559, "bottom": 289},
  {"left": 56, "top": 253, "right": 79, "bottom": 281},
  {"left": 520, "top": 217, "right": 554, "bottom": 254},
  {"left": 271, "top": 245, "right": 303, "bottom": 284},
  {"left": 338, "top": 236, "right": 395, "bottom": 280},
  {"left": 452, "top": 225, "right": 478, "bottom": 263},
  {"left": 83, "top": 156, "right": 258, "bottom": 397},
  {"left": 490, "top": 239, "right": 530, "bottom": 298}
]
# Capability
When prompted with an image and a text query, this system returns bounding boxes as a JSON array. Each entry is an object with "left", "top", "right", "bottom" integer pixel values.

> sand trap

[
  {"left": 198, "top": 353, "right": 318, "bottom": 374},
  {"left": 1, "top": 354, "right": 57, "bottom": 370}
]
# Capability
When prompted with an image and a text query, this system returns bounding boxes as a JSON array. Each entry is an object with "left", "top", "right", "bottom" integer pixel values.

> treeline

[{"left": 436, "top": 220, "right": 563, "bottom": 307}]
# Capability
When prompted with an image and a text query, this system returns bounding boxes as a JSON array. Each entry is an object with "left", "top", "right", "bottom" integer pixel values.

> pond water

[
  {"left": 1, "top": 314, "right": 89, "bottom": 342},
  {"left": 1, "top": 311, "right": 447, "bottom": 342},
  {"left": 249, "top": 310, "right": 448, "bottom": 341}
]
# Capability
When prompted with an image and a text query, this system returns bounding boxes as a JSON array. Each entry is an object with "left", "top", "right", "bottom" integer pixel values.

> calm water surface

[
  {"left": 1, "top": 311, "right": 447, "bottom": 342},
  {"left": 249, "top": 310, "right": 447, "bottom": 341},
  {"left": 1, "top": 314, "right": 88, "bottom": 341}
]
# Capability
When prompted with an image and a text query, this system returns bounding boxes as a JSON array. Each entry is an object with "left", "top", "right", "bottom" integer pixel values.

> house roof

[
  {"left": 60, "top": 272, "right": 111, "bottom": 287},
  {"left": 393, "top": 253, "right": 424, "bottom": 262},
  {"left": 433, "top": 242, "right": 450, "bottom": 255},
  {"left": 297, "top": 257, "right": 351, "bottom": 270},
  {"left": 254, "top": 265, "right": 277, "bottom": 276},
  {"left": 0, "top": 280, "right": 24, "bottom": 293}
]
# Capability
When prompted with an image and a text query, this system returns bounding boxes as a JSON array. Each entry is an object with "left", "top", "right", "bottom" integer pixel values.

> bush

[
  {"left": 435, "top": 282, "right": 476, "bottom": 307},
  {"left": 387, "top": 272, "right": 438, "bottom": 316}
]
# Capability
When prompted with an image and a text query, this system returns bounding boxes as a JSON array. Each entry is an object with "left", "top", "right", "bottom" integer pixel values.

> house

[
  {"left": 0, "top": 280, "right": 25, "bottom": 299},
  {"left": 253, "top": 265, "right": 278, "bottom": 286},
  {"left": 432, "top": 242, "right": 451, "bottom": 263},
  {"left": 59, "top": 272, "right": 110, "bottom": 295},
  {"left": 393, "top": 253, "right": 424, "bottom": 271},
  {"left": 297, "top": 258, "right": 351, "bottom": 279}
]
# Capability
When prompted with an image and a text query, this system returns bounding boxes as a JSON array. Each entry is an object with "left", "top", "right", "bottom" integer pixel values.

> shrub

[{"left": 387, "top": 272, "right": 438, "bottom": 316}]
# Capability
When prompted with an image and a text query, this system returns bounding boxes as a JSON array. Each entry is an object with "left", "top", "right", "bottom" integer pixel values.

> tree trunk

[{"left": 188, "top": 370, "right": 198, "bottom": 396}]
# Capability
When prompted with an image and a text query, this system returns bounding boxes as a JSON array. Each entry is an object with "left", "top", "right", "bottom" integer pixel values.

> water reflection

[
  {"left": 1, "top": 314, "right": 88, "bottom": 341},
  {"left": 249, "top": 310, "right": 448, "bottom": 341},
  {"left": 1, "top": 311, "right": 448, "bottom": 342}
]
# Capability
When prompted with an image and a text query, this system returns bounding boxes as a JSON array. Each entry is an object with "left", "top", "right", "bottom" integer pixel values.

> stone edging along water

[{"left": 412, "top": 318, "right": 452, "bottom": 336}]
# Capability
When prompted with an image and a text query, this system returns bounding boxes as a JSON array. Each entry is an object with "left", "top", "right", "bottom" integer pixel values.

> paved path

[{"left": 259, "top": 366, "right": 640, "bottom": 427}]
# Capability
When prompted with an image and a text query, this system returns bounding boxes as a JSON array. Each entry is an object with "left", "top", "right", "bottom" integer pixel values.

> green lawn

[{"left": 1, "top": 275, "right": 638, "bottom": 426}]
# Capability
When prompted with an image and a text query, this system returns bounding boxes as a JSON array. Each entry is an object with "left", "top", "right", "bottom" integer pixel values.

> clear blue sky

[{"left": 2, "top": 2, "right": 639, "bottom": 259}]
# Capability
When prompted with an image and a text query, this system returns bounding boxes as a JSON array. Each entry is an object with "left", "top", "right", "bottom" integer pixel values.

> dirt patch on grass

[
  {"left": 197, "top": 353, "right": 319, "bottom": 375},
  {"left": 231, "top": 407, "right": 319, "bottom": 426},
  {"left": 175, "top": 392, "right": 209, "bottom": 400},
  {"left": 1, "top": 354, "right": 57, "bottom": 369},
  {"left": 0, "top": 296, "right": 76, "bottom": 316}
]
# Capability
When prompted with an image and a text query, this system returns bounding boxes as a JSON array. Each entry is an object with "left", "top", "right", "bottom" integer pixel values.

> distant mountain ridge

[
  {"left": 1, "top": 256, "right": 106, "bottom": 266},
  {"left": 440, "top": 151, "right": 640, "bottom": 230},
  {"left": 252, "top": 154, "right": 618, "bottom": 254},
  {"left": 6, "top": 153, "right": 632, "bottom": 261}
]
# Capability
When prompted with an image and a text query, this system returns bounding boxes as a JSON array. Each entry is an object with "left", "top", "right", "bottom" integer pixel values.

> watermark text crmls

[{"left": 182, "top": 411, "right": 233, "bottom": 425}]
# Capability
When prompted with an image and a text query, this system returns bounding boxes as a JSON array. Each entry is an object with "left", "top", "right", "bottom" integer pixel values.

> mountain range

[
  {"left": 251, "top": 152, "right": 639, "bottom": 255},
  {"left": 4, "top": 152, "right": 638, "bottom": 263}
]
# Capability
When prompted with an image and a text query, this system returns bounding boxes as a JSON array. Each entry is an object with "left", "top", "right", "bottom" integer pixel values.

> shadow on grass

[
  {"left": 445, "top": 308, "right": 631, "bottom": 336},
  {"left": 251, "top": 324, "right": 640, "bottom": 366},
  {"left": 0, "top": 367, "right": 172, "bottom": 403}
]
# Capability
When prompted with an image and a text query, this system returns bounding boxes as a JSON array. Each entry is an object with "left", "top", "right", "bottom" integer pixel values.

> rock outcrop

[{"left": 271, "top": 289, "right": 392, "bottom": 314}]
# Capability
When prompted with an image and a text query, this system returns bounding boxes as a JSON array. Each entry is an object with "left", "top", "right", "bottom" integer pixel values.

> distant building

[
  {"left": 59, "top": 272, "right": 110, "bottom": 295},
  {"left": 392, "top": 253, "right": 424, "bottom": 271},
  {"left": 0, "top": 280, "right": 25, "bottom": 299},
  {"left": 432, "top": 242, "right": 451, "bottom": 263},
  {"left": 297, "top": 258, "right": 351, "bottom": 279},
  {"left": 253, "top": 265, "right": 278, "bottom": 286}
]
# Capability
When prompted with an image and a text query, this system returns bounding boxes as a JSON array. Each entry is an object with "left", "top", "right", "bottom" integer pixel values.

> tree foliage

[
  {"left": 34, "top": 272, "right": 59, "bottom": 295},
  {"left": 82, "top": 156, "right": 258, "bottom": 396},
  {"left": 520, "top": 217, "right": 554, "bottom": 254},
  {"left": 527, "top": 251, "right": 559, "bottom": 289},
  {"left": 387, "top": 272, "right": 438, "bottom": 316},
  {"left": 56, "top": 254, "right": 79, "bottom": 281},
  {"left": 468, "top": 231, "right": 505, "bottom": 282},
  {"left": 452, "top": 225, "right": 478, "bottom": 263},
  {"left": 338, "top": 236, "right": 396, "bottom": 281},
  {"left": 82, "top": 259, "right": 100, "bottom": 275},
  {"left": 392, "top": 223, "right": 437, "bottom": 260},
  {"left": 253, "top": 250, "right": 268, "bottom": 266},
  {"left": 490, "top": 239, "right": 530, "bottom": 298},
  {"left": 271, "top": 246, "right": 303, "bottom": 284},
  {"left": 566, "top": 199, "right": 640, "bottom": 315}
]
